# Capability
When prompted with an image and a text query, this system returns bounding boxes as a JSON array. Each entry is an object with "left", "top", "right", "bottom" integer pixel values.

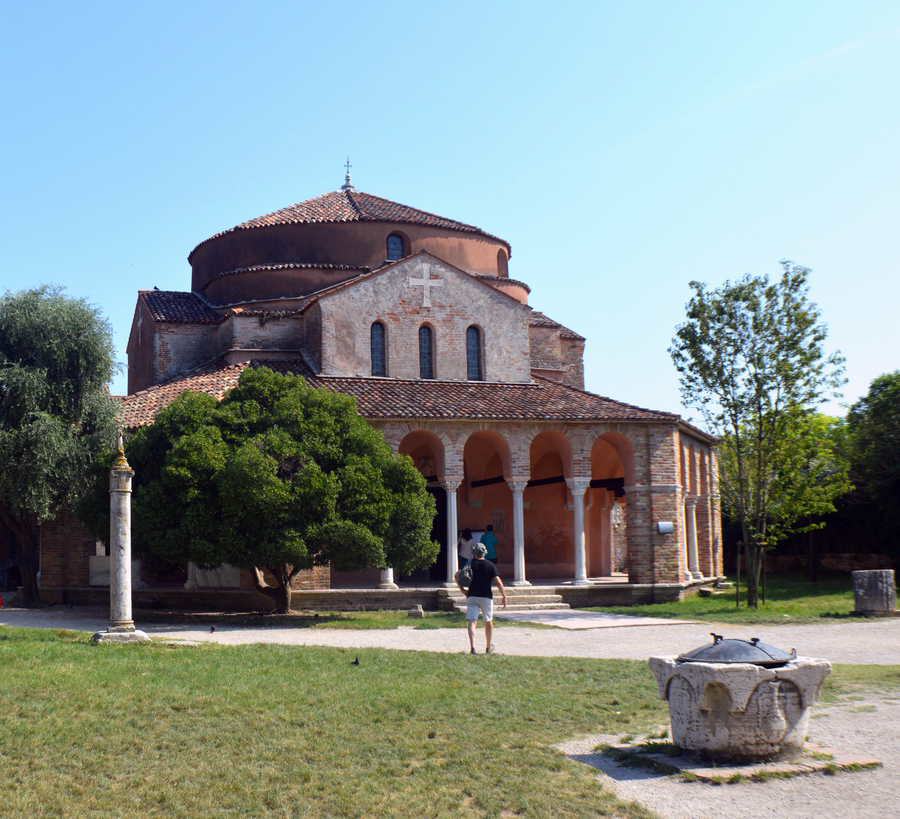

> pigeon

[
  {"left": 351, "top": 656, "right": 360, "bottom": 666},
  {"left": 209, "top": 626, "right": 216, "bottom": 634}
]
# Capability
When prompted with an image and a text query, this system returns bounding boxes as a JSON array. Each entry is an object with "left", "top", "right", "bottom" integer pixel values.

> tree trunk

[
  {"left": 251, "top": 565, "right": 293, "bottom": 614},
  {"left": 745, "top": 542, "right": 764, "bottom": 609}
]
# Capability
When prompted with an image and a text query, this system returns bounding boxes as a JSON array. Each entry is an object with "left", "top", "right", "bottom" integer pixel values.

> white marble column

[
  {"left": 379, "top": 567, "right": 399, "bottom": 590},
  {"left": 566, "top": 478, "right": 591, "bottom": 585},
  {"left": 685, "top": 498, "right": 701, "bottom": 580},
  {"left": 92, "top": 436, "right": 150, "bottom": 644},
  {"left": 445, "top": 479, "right": 461, "bottom": 585},
  {"left": 508, "top": 479, "right": 530, "bottom": 586}
]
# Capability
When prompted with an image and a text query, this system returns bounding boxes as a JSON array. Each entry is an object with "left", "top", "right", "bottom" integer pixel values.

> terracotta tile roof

[
  {"left": 121, "top": 360, "right": 678, "bottom": 428},
  {"left": 528, "top": 310, "right": 585, "bottom": 341},
  {"left": 140, "top": 291, "right": 224, "bottom": 324},
  {"left": 191, "top": 189, "right": 510, "bottom": 258},
  {"left": 205, "top": 261, "right": 370, "bottom": 285}
]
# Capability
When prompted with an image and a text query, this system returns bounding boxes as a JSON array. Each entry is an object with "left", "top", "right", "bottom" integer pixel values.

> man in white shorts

[{"left": 456, "top": 542, "right": 507, "bottom": 654}]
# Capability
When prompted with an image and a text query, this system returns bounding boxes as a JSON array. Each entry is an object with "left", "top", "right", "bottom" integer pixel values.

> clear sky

[{"left": 2, "top": 1, "right": 898, "bottom": 422}]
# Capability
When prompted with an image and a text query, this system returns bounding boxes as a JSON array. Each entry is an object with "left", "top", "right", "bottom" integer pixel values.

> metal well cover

[{"left": 676, "top": 633, "right": 797, "bottom": 667}]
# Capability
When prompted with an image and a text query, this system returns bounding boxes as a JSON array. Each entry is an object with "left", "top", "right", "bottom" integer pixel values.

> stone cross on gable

[{"left": 407, "top": 273, "right": 443, "bottom": 307}]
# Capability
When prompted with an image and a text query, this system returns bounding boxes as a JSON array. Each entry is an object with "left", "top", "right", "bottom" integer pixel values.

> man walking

[{"left": 456, "top": 542, "right": 507, "bottom": 654}]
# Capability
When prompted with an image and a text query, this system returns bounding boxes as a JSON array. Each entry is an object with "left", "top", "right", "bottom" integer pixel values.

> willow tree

[
  {"left": 670, "top": 262, "right": 845, "bottom": 607},
  {"left": 0, "top": 287, "right": 119, "bottom": 605}
]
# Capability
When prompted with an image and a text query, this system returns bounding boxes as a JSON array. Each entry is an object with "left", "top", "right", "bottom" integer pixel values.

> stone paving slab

[
  {"left": 576, "top": 734, "right": 881, "bottom": 783},
  {"left": 496, "top": 609, "right": 698, "bottom": 629}
]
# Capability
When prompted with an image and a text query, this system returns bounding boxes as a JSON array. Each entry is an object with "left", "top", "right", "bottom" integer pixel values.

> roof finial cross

[{"left": 341, "top": 156, "right": 355, "bottom": 191}]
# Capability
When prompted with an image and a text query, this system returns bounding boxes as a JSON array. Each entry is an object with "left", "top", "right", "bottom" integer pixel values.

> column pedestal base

[
  {"left": 378, "top": 582, "right": 400, "bottom": 590},
  {"left": 511, "top": 579, "right": 532, "bottom": 587},
  {"left": 91, "top": 629, "right": 151, "bottom": 644},
  {"left": 572, "top": 578, "right": 592, "bottom": 586}
]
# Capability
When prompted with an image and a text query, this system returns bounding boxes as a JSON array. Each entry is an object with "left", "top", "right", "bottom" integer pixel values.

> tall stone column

[
  {"left": 444, "top": 478, "right": 461, "bottom": 586},
  {"left": 379, "top": 567, "right": 399, "bottom": 590},
  {"left": 92, "top": 436, "right": 150, "bottom": 644},
  {"left": 508, "top": 478, "right": 530, "bottom": 586},
  {"left": 566, "top": 478, "right": 591, "bottom": 585},
  {"left": 685, "top": 498, "right": 701, "bottom": 580}
]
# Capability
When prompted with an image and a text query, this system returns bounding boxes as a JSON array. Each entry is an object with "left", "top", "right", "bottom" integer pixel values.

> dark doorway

[{"left": 400, "top": 486, "right": 447, "bottom": 583}]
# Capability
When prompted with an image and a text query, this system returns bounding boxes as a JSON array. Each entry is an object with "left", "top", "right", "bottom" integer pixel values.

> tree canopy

[
  {"left": 847, "top": 371, "right": 900, "bottom": 539},
  {"left": 0, "top": 286, "right": 119, "bottom": 604},
  {"left": 85, "top": 367, "right": 438, "bottom": 612},
  {"left": 670, "top": 262, "right": 846, "bottom": 606}
]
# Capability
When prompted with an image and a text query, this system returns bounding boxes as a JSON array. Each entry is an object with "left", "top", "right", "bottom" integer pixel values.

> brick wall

[
  {"left": 318, "top": 256, "right": 532, "bottom": 383},
  {"left": 40, "top": 512, "right": 95, "bottom": 589}
]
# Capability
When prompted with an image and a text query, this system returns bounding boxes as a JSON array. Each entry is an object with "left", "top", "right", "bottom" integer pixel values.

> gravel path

[
  {"left": 558, "top": 695, "right": 900, "bottom": 819},
  {"left": 3, "top": 606, "right": 900, "bottom": 664}
]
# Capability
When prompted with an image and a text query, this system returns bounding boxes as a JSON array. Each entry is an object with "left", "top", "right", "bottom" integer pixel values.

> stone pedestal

[
  {"left": 852, "top": 569, "right": 896, "bottom": 615},
  {"left": 649, "top": 656, "right": 831, "bottom": 760},
  {"left": 92, "top": 438, "right": 150, "bottom": 645}
]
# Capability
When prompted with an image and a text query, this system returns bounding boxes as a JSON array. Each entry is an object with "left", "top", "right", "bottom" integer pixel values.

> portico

[{"left": 380, "top": 416, "right": 719, "bottom": 588}]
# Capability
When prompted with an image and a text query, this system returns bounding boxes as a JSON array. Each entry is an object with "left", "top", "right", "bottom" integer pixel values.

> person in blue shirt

[{"left": 479, "top": 524, "right": 498, "bottom": 562}]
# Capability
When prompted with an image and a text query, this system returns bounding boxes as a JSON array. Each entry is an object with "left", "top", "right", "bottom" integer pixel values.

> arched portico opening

[
  {"left": 588, "top": 433, "right": 633, "bottom": 577},
  {"left": 460, "top": 430, "right": 513, "bottom": 575},
  {"left": 525, "top": 430, "right": 574, "bottom": 579},
  {"left": 398, "top": 431, "right": 447, "bottom": 583}
]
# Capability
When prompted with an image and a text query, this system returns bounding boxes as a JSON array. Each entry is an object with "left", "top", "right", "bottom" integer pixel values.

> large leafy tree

[
  {"left": 670, "top": 262, "right": 846, "bottom": 606},
  {"left": 0, "top": 287, "right": 119, "bottom": 605},
  {"left": 847, "top": 372, "right": 900, "bottom": 544},
  {"left": 85, "top": 367, "right": 438, "bottom": 613}
]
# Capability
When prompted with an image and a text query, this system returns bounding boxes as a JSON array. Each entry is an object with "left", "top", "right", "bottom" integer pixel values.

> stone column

[
  {"left": 444, "top": 478, "right": 461, "bottom": 586},
  {"left": 379, "top": 567, "right": 399, "bottom": 590},
  {"left": 508, "top": 478, "right": 530, "bottom": 586},
  {"left": 566, "top": 478, "right": 591, "bottom": 585},
  {"left": 92, "top": 437, "right": 150, "bottom": 644},
  {"left": 685, "top": 498, "right": 701, "bottom": 580}
]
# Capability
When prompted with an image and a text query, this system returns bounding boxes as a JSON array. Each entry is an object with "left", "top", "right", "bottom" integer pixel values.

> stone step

[
  {"left": 441, "top": 592, "right": 565, "bottom": 605},
  {"left": 451, "top": 601, "right": 571, "bottom": 613}
]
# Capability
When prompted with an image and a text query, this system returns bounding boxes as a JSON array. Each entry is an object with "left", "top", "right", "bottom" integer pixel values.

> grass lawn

[
  {"left": 589, "top": 573, "right": 878, "bottom": 624},
  {"left": 2, "top": 628, "right": 897, "bottom": 817}
]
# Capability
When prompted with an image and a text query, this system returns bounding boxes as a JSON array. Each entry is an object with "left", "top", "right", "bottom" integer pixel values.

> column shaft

[
  {"left": 686, "top": 499, "right": 701, "bottom": 579},
  {"left": 509, "top": 482, "right": 530, "bottom": 586},
  {"left": 109, "top": 464, "right": 135, "bottom": 630},
  {"left": 567, "top": 478, "right": 591, "bottom": 585},
  {"left": 445, "top": 486, "right": 459, "bottom": 585}
]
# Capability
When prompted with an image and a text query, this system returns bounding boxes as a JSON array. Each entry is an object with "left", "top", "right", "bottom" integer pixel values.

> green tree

[
  {"left": 86, "top": 367, "right": 438, "bottom": 612},
  {"left": 847, "top": 372, "right": 900, "bottom": 542},
  {"left": 670, "top": 262, "right": 845, "bottom": 607},
  {"left": 0, "top": 287, "right": 119, "bottom": 605}
]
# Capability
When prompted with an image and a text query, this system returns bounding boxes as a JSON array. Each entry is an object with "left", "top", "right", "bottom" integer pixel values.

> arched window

[
  {"left": 370, "top": 321, "right": 387, "bottom": 376},
  {"left": 466, "top": 325, "right": 483, "bottom": 381},
  {"left": 386, "top": 233, "right": 406, "bottom": 261},
  {"left": 419, "top": 325, "right": 434, "bottom": 379},
  {"left": 497, "top": 249, "right": 508, "bottom": 276}
]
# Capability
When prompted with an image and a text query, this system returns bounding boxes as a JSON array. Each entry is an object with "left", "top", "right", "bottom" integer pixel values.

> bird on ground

[
  {"left": 209, "top": 626, "right": 216, "bottom": 634},
  {"left": 351, "top": 656, "right": 360, "bottom": 666}
]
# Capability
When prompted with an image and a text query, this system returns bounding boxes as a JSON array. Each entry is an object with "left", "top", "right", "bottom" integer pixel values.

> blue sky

[{"left": 2, "top": 1, "right": 898, "bottom": 421}]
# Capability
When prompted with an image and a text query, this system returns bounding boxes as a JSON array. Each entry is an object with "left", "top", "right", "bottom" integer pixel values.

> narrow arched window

[
  {"left": 371, "top": 321, "right": 387, "bottom": 376},
  {"left": 497, "top": 249, "right": 508, "bottom": 276},
  {"left": 466, "top": 325, "right": 483, "bottom": 381},
  {"left": 419, "top": 325, "right": 434, "bottom": 379},
  {"left": 386, "top": 233, "right": 406, "bottom": 261}
]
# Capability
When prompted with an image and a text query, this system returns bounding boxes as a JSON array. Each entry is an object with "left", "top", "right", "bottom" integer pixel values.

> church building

[{"left": 31, "top": 171, "right": 723, "bottom": 605}]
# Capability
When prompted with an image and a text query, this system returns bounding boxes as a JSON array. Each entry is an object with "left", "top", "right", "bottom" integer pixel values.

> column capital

[
  {"left": 565, "top": 476, "right": 592, "bottom": 495},
  {"left": 685, "top": 496, "right": 698, "bottom": 509},
  {"left": 442, "top": 475, "right": 463, "bottom": 492},
  {"left": 506, "top": 477, "right": 529, "bottom": 493}
]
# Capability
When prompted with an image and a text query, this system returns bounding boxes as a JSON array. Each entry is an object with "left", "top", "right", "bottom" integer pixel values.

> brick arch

[
  {"left": 591, "top": 431, "right": 635, "bottom": 486},
  {"left": 463, "top": 429, "right": 512, "bottom": 480},
  {"left": 398, "top": 429, "right": 445, "bottom": 483},
  {"left": 529, "top": 429, "right": 574, "bottom": 479}
]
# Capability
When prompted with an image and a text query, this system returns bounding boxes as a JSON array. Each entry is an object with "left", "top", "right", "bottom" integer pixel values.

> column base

[
  {"left": 690, "top": 571, "right": 704, "bottom": 581},
  {"left": 91, "top": 629, "right": 151, "bottom": 644},
  {"left": 511, "top": 580, "right": 532, "bottom": 587},
  {"left": 378, "top": 582, "right": 400, "bottom": 590},
  {"left": 572, "top": 578, "right": 592, "bottom": 587}
]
